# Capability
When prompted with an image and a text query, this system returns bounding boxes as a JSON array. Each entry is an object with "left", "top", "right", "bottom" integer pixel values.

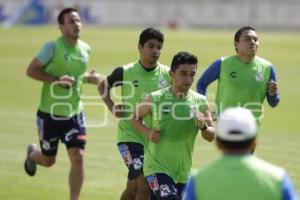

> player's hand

[
  {"left": 112, "top": 104, "right": 125, "bottom": 118},
  {"left": 193, "top": 110, "right": 206, "bottom": 129},
  {"left": 268, "top": 79, "right": 278, "bottom": 96},
  {"left": 147, "top": 129, "right": 160, "bottom": 143},
  {"left": 56, "top": 75, "right": 75, "bottom": 89},
  {"left": 85, "top": 70, "right": 102, "bottom": 85}
]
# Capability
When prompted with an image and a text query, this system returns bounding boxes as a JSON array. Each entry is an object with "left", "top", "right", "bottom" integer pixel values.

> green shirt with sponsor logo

[
  {"left": 144, "top": 87, "right": 208, "bottom": 183},
  {"left": 117, "top": 62, "right": 171, "bottom": 145},
  {"left": 216, "top": 55, "right": 271, "bottom": 123},
  {"left": 38, "top": 37, "right": 91, "bottom": 117}
]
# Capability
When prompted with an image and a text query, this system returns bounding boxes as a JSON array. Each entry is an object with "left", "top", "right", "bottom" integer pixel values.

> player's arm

[
  {"left": 266, "top": 65, "right": 280, "bottom": 107},
  {"left": 26, "top": 42, "right": 75, "bottom": 87},
  {"left": 26, "top": 57, "right": 57, "bottom": 83},
  {"left": 195, "top": 104, "right": 215, "bottom": 142},
  {"left": 83, "top": 70, "right": 102, "bottom": 85},
  {"left": 131, "top": 95, "right": 160, "bottom": 143},
  {"left": 196, "top": 59, "right": 221, "bottom": 96},
  {"left": 98, "top": 67, "right": 124, "bottom": 118},
  {"left": 282, "top": 173, "right": 299, "bottom": 200},
  {"left": 183, "top": 176, "right": 197, "bottom": 200}
]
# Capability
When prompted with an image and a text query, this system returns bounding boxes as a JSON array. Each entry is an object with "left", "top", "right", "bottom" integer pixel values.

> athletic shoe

[{"left": 24, "top": 143, "right": 38, "bottom": 176}]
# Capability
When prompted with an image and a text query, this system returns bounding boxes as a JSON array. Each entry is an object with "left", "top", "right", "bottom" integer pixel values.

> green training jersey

[
  {"left": 117, "top": 62, "right": 171, "bottom": 145},
  {"left": 216, "top": 55, "right": 271, "bottom": 123},
  {"left": 193, "top": 155, "right": 285, "bottom": 200},
  {"left": 144, "top": 87, "right": 208, "bottom": 183},
  {"left": 38, "top": 37, "right": 91, "bottom": 117}
]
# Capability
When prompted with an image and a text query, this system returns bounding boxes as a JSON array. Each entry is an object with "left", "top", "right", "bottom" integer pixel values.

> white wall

[{"left": 1, "top": 0, "right": 300, "bottom": 30}]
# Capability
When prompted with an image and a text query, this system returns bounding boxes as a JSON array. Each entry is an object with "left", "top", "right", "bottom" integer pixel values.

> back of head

[
  {"left": 139, "top": 27, "right": 164, "bottom": 47},
  {"left": 170, "top": 51, "right": 198, "bottom": 72},
  {"left": 217, "top": 107, "right": 257, "bottom": 150}
]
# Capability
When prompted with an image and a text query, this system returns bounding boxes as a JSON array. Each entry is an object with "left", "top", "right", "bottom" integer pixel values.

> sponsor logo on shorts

[
  {"left": 146, "top": 175, "right": 159, "bottom": 191},
  {"left": 65, "top": 128, "right": 79, "bottom": 142},
  {"left": 77, "top": 134, "right": 86, "bottom": 141},
  {"left": 133, "top": 158, "right": 143, "bottom": 170},
  {"left": 160, "top": 184, "right": 172, "bottom": 197},
  {"left": 118, "top": 144, "right": 133, "bottom": 166},
  {"left": 42, "top": 140, "right": 51, "bottom": 151}
]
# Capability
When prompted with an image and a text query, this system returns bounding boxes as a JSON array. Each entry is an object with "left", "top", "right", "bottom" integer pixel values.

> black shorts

[
  {"left": 117, "top": 142, "right": 144, "bottom": 180},
  {"left": 36, "top": 110, "right": 86, "bottom": 156},
  {"left": 146, "top": 173, "right": 186, "bottom": 200}
]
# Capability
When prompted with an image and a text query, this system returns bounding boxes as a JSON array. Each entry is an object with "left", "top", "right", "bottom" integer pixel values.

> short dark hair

[
  {"left": 170, "top": 51, "right": 198, "bottom": 72},
  {"left": 57, "top": 7, "right": 78, "bottom": 25},
  {"left": 217, "top": 137, "right": 255, "bottom": 150},
  {"left": 139, "top": 27, "right": 164, "bottom": 47},
  {"left": 234, "top": 26, "right": 256, "bottom": 42}
]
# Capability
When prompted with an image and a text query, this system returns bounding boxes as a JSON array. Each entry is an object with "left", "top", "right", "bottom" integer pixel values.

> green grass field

[{"left": 0, "top": 26, "right": 299, "bottom": 199}]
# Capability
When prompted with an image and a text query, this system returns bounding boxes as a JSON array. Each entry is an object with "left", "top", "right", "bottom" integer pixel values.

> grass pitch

[{"left": 0, "top": 26, "right": 299, "bottom": 199}]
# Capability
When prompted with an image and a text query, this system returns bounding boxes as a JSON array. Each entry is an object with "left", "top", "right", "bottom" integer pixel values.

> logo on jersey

[
  {"left": 190, "top": 105, "right": 198, "bottom": 119},
  {"left": 158, "top": 78, "right": 168, "bottom": 89},
  {"left": 80, "top": 53, "right": 89, "bottom": 63},
  {"left": 162, "top": 105, "right": 171, "bottom": 114},
  {"left": 64, "top": 53, "right": 70, "bottom": 61},
  {"left": 255, "top": 72, "right": 264, "bottom": 82},
  {"left": 255, "top": 64, "right": 265, "bottom": 82},
  {"left": 133, "top": 80, "right": 139, "bottom": 87},
  {"left": 230, "top": 71, "right": 237, "bottom": 78}
]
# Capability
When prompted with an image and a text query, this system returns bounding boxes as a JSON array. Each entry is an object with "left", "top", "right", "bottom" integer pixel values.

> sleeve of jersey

[
  {"left": 107, "top": 67, "right": 123, "bottom": 88},
  {"left": 266, "top": 65, "right": 280, "bottom": 107},
  {"left": 183, "top": 177, "right": 197, "bottom": 200},
  {"left": 196, "top": 59, "right": 221, "bottom": 96},
  {"left": 36, "top": 41, "right": 55, "bottom": 65},
  {"left": 281, "top": 174, "right": 299, "bottom": 200}
]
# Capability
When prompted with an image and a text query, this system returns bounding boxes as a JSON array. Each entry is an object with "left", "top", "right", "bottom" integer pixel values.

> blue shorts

[
  {"left": 146, "top": 173, "right": 186, "bottom": 200},
  {"left": 36, "top": 110, "right": 86, "bottom": 156},
  {"left": 117, "top": 142, "right": 144, "bottom": 180}
]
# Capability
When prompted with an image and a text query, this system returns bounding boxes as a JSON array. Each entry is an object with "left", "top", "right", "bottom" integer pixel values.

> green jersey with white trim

[
  {"left": 144, "top": 87, "right": 208, "bottom": 183},
  {"left": 38, "top": 37, "right": 91, "bottom": 117}
]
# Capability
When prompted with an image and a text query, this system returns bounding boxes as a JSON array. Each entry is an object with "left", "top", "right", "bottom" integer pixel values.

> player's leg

[
  {"left": 67, "top": 147, "right": 84, "bottom": 200},
  {"left": 24, "top": 110, "right": 59, "bottom": 176},
  {"left": 145, "top": 173, "right": 181, "bottom": 200},
  {"left": 118, "top": 142, "right": 147, "bottom": 200},
  {"left": 121, "top": 179, "right": 137, "bottom": 200},
  {"left": 136, "top": 173, "right": 150, "bottom": 200},
  {"left": 64, "top": 112, "right": 86, "bottom": 200}
]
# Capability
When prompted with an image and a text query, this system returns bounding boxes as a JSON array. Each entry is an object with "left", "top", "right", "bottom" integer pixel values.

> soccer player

[
  {"left": 131, "top": 51, "right": 215, "bottom": 199},
  {"left": 24, "top": 7, "right": 100, "bottom": 200},
  {"left": 98, "top": 27, "right": 171, "bottom": 200},
  {"left": 184, "top": 107, "right": 298, "bottom": 200},
  {"left": 196, "top": 26, "right": 280, "bottom": 123}
]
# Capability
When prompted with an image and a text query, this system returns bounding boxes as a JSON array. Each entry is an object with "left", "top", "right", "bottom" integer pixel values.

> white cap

[{"left": 217, "top": 107, "right": 257, "bottom": 142}]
